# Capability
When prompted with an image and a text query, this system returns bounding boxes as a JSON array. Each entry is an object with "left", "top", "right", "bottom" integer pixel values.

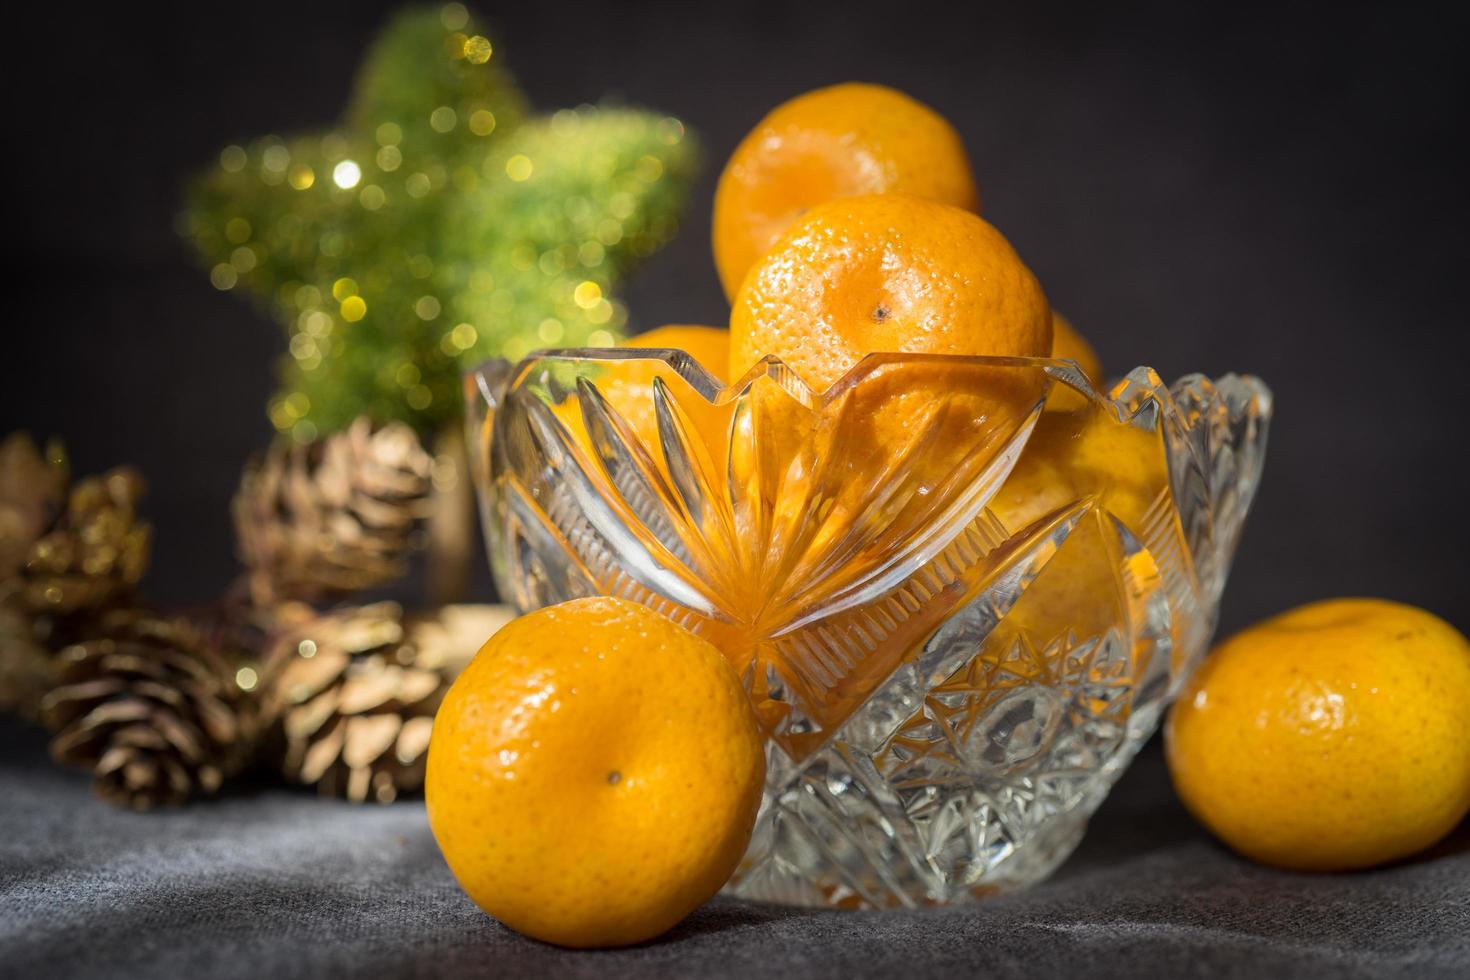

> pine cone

[
  {"left": 262, "top": 601, "right": 512, "bottom": 803},
  {"left": 0, "top": 432, "right": 69, "bottom": 583},
  {"left": 233, "top": 417, "right": 434, "bottom": 606},
  {"left": 21, "top": 468, "right": 150, "bottom": 616},
  {"left": 0, "top": 602, "right": 56, "bottom": 721},
  {"left": 40, "top": 608, "right": 257, "bottom": 810}
]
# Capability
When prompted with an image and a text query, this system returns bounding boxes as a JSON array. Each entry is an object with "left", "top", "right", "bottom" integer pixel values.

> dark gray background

[{"left": 1, "top": 0, "right": 1466, "bottom": 632}]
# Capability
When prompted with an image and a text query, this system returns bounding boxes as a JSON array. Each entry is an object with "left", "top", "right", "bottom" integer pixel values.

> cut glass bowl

[{"left": 464, "top": 350, "right": 1271, "bottom": 909}]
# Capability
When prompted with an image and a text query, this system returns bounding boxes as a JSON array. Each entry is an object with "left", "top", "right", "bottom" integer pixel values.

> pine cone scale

[
  {"left": 299, "top": 718, "right": 346, "bottom": 783},
  {"left": 343, "top": 715, "right": 400, "bottom": 769},
  {"left": 395, "top": 716, "right": 433, "bottom": 765},
  {"left": 337, "top": 669, "right": 404, "bottom": 715},
  {"left": 110, "top": 723, "right": 172, "bottom": 752},
  {"left": 41, "top": 678, "right": 129, "bottom": 725},
  {"left": 285, "top": 688, "right": 340, "bottom": 741}
]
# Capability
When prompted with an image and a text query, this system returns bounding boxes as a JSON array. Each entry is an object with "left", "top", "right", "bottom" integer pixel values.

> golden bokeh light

[
  {"left": 505, "top": 154, "right": 533, "bottom": 181},
  {"left": 332, "top": 160, "right": 362, "bottom": 189}
]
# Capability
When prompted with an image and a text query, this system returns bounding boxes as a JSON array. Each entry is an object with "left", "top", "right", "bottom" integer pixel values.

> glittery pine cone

[
  {"left": 0, "top": 602, "right": 57, "bottom": 721},
  {"left": 2, "top": 434, "right": 151, "bottom": 723},
  {"left": 20, "top": 468, "right": 151, "bottom": 617},
  {"left": 233, "top": 417, "right": 434, "bottom": 607},
  {"left": 261, "top": 601, "right": 512, "bottom": 803},
  {"left": 40, "top": 608, "right": 258, "bottom": 810},
  {"left": 0, "top": 432, "right": 69, "bottom": 583}
]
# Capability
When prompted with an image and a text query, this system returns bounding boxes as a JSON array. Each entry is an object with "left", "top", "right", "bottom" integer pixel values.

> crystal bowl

[{"left": 464, "top": 349, "right": 1270, "bottom": 909}]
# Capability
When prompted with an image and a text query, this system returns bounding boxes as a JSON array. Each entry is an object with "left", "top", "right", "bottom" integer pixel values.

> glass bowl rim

[{"left": 467, "top": 347, "right": 1101, "bottom": 411}]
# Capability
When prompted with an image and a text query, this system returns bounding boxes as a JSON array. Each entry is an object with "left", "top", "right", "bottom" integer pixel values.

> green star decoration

[{"left": 183, "top": 3, "right": 697, "bottom": 441}]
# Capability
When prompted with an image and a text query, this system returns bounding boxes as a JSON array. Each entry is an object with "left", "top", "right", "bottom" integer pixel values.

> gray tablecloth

[{"left": 2, "top": 717, "right": 1466, "bottom": 979}]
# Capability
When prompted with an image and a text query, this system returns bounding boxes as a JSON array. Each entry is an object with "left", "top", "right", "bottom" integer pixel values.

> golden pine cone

[
  {"left": 0, "top": 432, "right": 69, "bottom": 583},
  {"left": 262, "top": 601, "right": 512, "bottom": 803},
  {"left": 40, "top": 607, "right": 258, "bottom": 810},
  {"left": 21, "top": 468, "right": 151, "bottom": 616},
  {"left": 233, "top": 417, "right": 433, "bottom": 606},
  {"left": 0, "top": 602, "right": 57, "bottom": 721}
]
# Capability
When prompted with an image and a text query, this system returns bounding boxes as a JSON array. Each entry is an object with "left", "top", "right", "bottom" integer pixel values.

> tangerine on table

[
  {"left": 1166, "top": 598, "right": 1470, "bottom": 872},
  {"left": 713, "top": 82, "right": 979, "bottom": 298},
  {"left": 426, "top": 596, "right": 765, "bottom": 948}
]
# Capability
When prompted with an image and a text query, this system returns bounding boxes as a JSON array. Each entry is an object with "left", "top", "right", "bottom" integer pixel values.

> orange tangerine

[
  {"left": 426, "top": 596, "right": 766, "bottom": 947},
  {"left": 729, "top": 193, "right": 1051, "bottom": 391},
  {"left": 1167, "top": 598, "right": 1470, "bottom": 871},
  {"left": 713, "top": 83, "right": 979, "bottom": 298}
]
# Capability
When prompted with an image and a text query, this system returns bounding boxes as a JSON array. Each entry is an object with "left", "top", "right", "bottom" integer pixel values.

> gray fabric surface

[{"left": 2, "top": 717, "right": 1466, "bottom": 980}]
